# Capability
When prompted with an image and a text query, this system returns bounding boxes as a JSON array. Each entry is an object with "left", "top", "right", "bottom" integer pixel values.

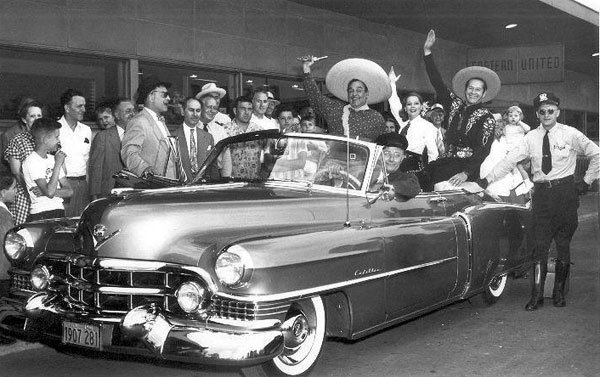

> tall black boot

[
  {"left": 553, "top": 260, "right": 569, "bottom": 307},
  {"left": 525, "top": 260, "right": 547, "bottom": 311}
]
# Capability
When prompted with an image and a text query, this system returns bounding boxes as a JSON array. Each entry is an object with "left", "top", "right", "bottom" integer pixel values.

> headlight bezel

[
  {"left": 214, "top": 245, "right": 253, "bottom": 288},
  {"left": 176, "top": 281, "right": 209, "bottom": 314},
  {"left": 30, "top": 265, "right": 51, "bottom": 291},
  {"left": 4, "top": 228, "right": 34, "bottom": 262}
]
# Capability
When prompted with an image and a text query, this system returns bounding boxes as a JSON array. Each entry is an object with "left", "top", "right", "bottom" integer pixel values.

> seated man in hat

[
  {"left": 371, "top": 133, "right": 421, "bottom": 200},
  {"left": 300, "top": 56, "right": 388, "bottom": 141},
  {"left": 421, "top": 30, "right": 499, "bottom": 191}
]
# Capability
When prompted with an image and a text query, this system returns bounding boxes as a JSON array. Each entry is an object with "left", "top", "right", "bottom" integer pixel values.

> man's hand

[
  {"left": 379, "top": 183, "right": 396, "bottom": 201},
  {"left": 423, "top": 29, "right": 436, "bottom": 55},
  {"left": 298, "top": 55, "right": 327, "bottom": 74},
  {"left": 575, "top": 180, "right": 589, "bottom": 195},
  {"left": 54, "top": 150, "right": 67, "bottom": 167},
  {"left": 448, "top": 172, "right": 468, "bottom": 187},
  {"left": 30, "top": 186, "right": 42, "bottom": 197},
  {"left": 141, "top": 167, "right": 155, "bottom": 179}
]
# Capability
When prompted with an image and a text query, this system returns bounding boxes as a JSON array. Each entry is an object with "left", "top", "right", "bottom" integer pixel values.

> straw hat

[
  {"left": 267, "top": 91, "right": 280, "bottom": 106},
  {"left": 451, "top": 66, "right": 501, "bottom": 102},
  {"left": 195, "top": 83, "right": 226, "bottom": 100},
  {"left": 325, "top": 58, "right": 392, "bottom": 105}
]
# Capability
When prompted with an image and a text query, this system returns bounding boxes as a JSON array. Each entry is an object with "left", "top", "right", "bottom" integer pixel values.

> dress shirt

[
  {"left": 398, "top": 116, "right": 439, "bottom": 162},
  {"left": 143, "top": 108, "right": 170, "bottom": 139},
  {"left": 213, "top": 112, "right": 231, "bottom": 127},
  {"left": 116, "top": 125, "right": 125, "bottom": 141},
  {"left": 201, "top": 120, "right": 229, "bottom": 144},
  {"left": 57, "top": 116, "right": 91, "bottom": 177},
  {"left": 487, "top": 122, "right": 599, "bottom": 185}
]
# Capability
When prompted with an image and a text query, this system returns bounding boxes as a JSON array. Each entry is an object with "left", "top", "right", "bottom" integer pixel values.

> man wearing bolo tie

[{"left": 480, "top": 92, "right": 599, "bottom": 310}]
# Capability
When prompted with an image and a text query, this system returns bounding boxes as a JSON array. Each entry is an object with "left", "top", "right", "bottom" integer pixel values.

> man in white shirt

[
  {"left": 195, "top": 82, "right": 231, "bottom": 126},
  {"left": 58, "top": 89, "right": 92, "bottom": 217},
  {"left": 196, "top": 95, "right": 232, "bottom": 178},
  {"left": 250, "top": 89, "right": 279, "bottom": 131},
  {"left": 89, "top": 98, "right": 135, "bottom": 200}
]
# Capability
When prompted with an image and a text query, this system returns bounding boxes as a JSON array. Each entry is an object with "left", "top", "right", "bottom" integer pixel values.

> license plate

[{"left": 62, "top": 321, "right": 100, "bottom": 350}]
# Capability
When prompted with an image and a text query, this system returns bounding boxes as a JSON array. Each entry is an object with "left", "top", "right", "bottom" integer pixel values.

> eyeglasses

[
  {"left": 538, "top": 109, "right": 556, "bottom": 116},
  {"left": 151, "top": 90, "right": 170, "bottom": 98},
  {"left": 383, "top": 151, "right": 403, "bottom": 159}
]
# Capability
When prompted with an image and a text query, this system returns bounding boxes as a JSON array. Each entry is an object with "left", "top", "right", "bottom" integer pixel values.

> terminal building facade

[{"left": 0, "top": 0, "right": 598, "bottom": 139}]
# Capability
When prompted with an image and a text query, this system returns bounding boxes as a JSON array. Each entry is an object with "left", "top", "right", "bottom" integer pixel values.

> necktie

[
  {"left": 400, "top": 121, "right": 411, "bottom": 137},
  {"left": 190, "top": 127, "right": 198, "bottom": 174},
  {"left": 542, "top": 130, "right": 552, "bottom": 174}
]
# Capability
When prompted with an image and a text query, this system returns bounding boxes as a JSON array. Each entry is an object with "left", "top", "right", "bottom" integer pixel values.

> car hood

[{"left": 45, "top": 182, "right": 370, "bottom": 266}]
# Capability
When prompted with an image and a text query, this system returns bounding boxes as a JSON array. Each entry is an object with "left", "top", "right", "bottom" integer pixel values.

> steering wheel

[{"left": 313, "top": 168, "right": 361, "bottom": 190}]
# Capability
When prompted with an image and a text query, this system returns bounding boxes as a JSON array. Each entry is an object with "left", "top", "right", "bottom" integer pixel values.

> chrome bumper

[{"left": 6, "top": 293, "right": 284, "bottom": 367}]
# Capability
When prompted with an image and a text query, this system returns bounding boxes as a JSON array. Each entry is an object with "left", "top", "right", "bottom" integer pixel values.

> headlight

[
  {"left": 215, "top": 245, "right": 253, "bottom": 287},
  {"left": 176, "top": 281, "right": 207, "bottom": 313},
  {"left": 4, "top": 229, "right": 33, "bottom": 261},
  {"left": 30, "top": 266, "right": 51, "bottom": 291}
]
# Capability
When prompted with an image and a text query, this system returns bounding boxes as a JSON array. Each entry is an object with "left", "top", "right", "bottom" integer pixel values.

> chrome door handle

[{"left": 429, "top": 197, "right": 447, "bottom": 203}]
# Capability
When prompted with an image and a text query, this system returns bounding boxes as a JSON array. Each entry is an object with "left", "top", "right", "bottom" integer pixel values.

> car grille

[
  {"left": 211, "top": 297, "right": 289, "bottom": 321},
  {"left": 10, "top": 271, "right": 33, "bottom": 292}
]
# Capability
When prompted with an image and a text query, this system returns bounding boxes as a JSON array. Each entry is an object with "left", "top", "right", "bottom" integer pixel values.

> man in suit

[
  {"left": 89, "top": 98, "right": 135, "bottom": 200},
  {"left": 121, "top": 76, "right": 176, "bottom": 179},
  {"left": 171, "top": 97, "right": 216, "bottom": 182}
]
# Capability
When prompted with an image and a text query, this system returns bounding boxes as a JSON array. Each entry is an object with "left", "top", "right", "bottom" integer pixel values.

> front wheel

[
  {"left": 263, "top": 296, "right": 326, "bottom": 376},
  {"left": 481, "top": 274, "right": 508, "bottom": 305}
]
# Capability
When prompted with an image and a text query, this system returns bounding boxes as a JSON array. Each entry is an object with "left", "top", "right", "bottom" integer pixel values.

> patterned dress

[
  {"left": 423, "top": 54, "right": 496, "bottom": 188},
  {"left": 3, "top": 131, "right": 35, "bottom": 225},
  {"left": 223, "top": 120, "right": 264, "bottom": 179},
  {"left": 303, "top": 73, "right": 386, "bottom": 141}
]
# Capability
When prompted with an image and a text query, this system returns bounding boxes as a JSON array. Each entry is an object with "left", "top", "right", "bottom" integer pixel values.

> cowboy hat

[
  {"left": 325, "top": 58, "right": 392, "bottom": 105},
  {"left": 451, "top": 66, "right": 501, "bottom": 102},
  {"left": 195, "top": 82, "right": 226, "bottom": 100}
]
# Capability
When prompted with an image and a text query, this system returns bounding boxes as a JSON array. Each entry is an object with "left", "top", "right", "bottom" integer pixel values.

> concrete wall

[{"left": 0, "top": 0, "right": 597, "bottom": 112}]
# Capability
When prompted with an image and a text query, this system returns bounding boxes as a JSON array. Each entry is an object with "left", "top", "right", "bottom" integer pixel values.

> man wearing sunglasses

[
  {"left": 480, "top": 92, "right": 599, "bottom": 311},
  {"left": 121, "top": 76, "right": 177, "bottom": 179}
]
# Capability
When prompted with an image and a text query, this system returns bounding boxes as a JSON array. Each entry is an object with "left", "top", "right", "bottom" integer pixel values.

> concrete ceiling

[{"left": 289, "top": 0, "right": 599, "bottom": 77}]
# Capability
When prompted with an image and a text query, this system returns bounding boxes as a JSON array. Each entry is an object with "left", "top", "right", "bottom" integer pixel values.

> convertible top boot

[
  {"left": 553, "top": 260, "right": 569, "bottom": 307},
  {"left": 525, "top": 260, "right": 547, "bottom": 311}
]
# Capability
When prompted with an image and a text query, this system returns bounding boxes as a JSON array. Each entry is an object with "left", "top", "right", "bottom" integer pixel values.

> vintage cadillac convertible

[{"left": 0, "top": 131, "right": 532, "bottom": 376}]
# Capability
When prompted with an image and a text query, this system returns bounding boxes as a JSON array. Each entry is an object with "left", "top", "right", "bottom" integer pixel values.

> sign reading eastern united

[{"left": 466, "top": 44, "right": 564, "bottom": 84}]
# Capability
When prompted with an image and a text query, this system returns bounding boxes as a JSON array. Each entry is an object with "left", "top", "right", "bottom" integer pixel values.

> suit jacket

[
  {"left": 121, "top": 109, "right": 176, "bottom": 178},
  {"left": 388, "top": 168, "right": 421, "bottom": 200},
  {"left": 89, "top": 126, "right": 124, "bottom": 198},
  {"left": 172, "top": 125, "right": 215, "bottom": 181}
]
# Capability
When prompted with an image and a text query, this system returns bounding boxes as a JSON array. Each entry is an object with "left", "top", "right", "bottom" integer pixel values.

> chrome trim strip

[
  {"left": 97, "top": 287, "right": 163, "bottom": 294},
  {"left": 98, "top": 259, "right": 167, "bottom": 270},
  {"left": 217, "top": 256, "right": 457, "bottom": 303},
  {"left": 209, "top": 317, "right": 281, "bottom": 329}
]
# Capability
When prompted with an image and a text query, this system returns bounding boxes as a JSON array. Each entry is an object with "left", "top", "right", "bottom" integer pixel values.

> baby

[{"left": 503, "top": 106, "right": 530, "bottom": 183}]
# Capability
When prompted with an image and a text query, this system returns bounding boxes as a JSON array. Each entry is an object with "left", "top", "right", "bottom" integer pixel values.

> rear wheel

[
  {"left": 481, "top": 274, "right": 508, "bottom": 305},
  {"left": 262, "top": 296, "right": 326, "bottom": 376}
]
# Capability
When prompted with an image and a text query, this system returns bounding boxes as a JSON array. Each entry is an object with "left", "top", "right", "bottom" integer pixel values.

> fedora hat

[
  {"left": 195, "top": 83, "right": 226, "bottom": 100},
  {"left": 267, "top": 91, "right": 281, "bottom": 106},
  {"left": 451, "top": 66, "right": 501, "bottom": 102},
  {"left": 136, "top": 75, "right": 171, "bottom": 105},
  {"left": 325, "top": 58, "right": 392, "bottom": 105}
]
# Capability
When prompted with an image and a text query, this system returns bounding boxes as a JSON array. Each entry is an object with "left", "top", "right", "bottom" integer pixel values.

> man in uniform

[{"left": 480, "top": 92, "right": 599, "bottom": 310}]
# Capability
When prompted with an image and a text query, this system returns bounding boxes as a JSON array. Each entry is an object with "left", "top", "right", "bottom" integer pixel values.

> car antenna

[{"left": 344, "top": 134, "right": 351, "bottom": 227}]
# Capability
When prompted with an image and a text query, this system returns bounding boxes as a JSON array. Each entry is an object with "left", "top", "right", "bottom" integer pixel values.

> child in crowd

[
  {"left": 300, "top": 116, "right": 328, "bottom": 179},
  {"left": 480, "top": 114, "right": 532, "bottom": 204},
  {"left": 22, "top": 118, "right": 73, "bottom": 221},
  {"left": 503, "top": 105, "right": 531, "bottom": 183},
  {"left": 384, "top": 117, "right": 400, "bottom": 134}
]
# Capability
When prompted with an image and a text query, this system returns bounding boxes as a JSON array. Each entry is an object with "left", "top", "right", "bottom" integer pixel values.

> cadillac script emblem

[{"left": 93, "top": 224, "right": 107, "bottom": 239}]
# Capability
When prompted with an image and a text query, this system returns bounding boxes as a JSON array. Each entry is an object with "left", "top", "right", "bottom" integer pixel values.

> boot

[
  {"left": 553, "top": 260, "right": 570, "bottom": 307},
  {"left": 525, "top": 260, "right": 547, "bottom": 311}
]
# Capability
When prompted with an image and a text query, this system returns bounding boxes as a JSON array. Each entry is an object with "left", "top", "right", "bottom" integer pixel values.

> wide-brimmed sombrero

[
  {"left": 325, "top": 58, "right": 392, "bottom": 105},
  {"left": 451, "top": 66, "right": 501, "bottom": 102}
]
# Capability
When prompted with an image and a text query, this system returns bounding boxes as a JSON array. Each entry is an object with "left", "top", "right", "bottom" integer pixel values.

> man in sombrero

[
  {"left": 301, "top": 56, "right": 391, "bottom": 141},
  {"left": 421, "top": 29, "right": 500, "bottom": 191}
]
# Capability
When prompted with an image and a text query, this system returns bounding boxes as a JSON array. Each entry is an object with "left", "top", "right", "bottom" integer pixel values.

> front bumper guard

[{"left": 17, "top": 293, "right": 284, "bottom": 366}]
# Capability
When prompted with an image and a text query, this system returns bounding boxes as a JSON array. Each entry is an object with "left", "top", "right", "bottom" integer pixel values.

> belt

[
  {"left": 534, "top": 175, "right": 573, "bottom": 189},
  {"left": 67, "top": 176, "right": 87, "bottom": 181}
]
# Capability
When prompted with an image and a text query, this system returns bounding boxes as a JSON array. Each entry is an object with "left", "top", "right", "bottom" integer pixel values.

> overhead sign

[{"left": 467, "top": 44, "right": 564, "bottom": 84}]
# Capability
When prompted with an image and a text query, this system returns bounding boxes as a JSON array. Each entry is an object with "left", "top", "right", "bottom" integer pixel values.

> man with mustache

[{"left": 121, "top": 76, "right": 177, "bottom": 179}]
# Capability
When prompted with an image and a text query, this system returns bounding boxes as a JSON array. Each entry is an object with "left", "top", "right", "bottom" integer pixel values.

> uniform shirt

[
  {"left": 398, "top": 115, "right": 439, "bottom": 162},
  {"left": 303, "top": 72, "right": 386, "bottom": 141},
  {"left": 487, "top": 122, "right": 599, "bottom": 185},
  {"left": 58, "top": 116, "right": 91, "bottom": 177},
  {"left": 22, "top": 152, "right": 65, "bottom": 214}
]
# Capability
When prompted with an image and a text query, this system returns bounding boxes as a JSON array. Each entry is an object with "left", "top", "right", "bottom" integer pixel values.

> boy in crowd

[
  {"left": 22, "top": 118, "right": 72, "bottom": 221},
  {"left": 0, "top": 171, "right": 17, "bottom": 344}
]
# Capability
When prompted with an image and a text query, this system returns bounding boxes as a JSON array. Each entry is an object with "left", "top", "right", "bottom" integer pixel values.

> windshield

[{"left": 196, "top": 133, "right": 371, "bottom": 190}]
